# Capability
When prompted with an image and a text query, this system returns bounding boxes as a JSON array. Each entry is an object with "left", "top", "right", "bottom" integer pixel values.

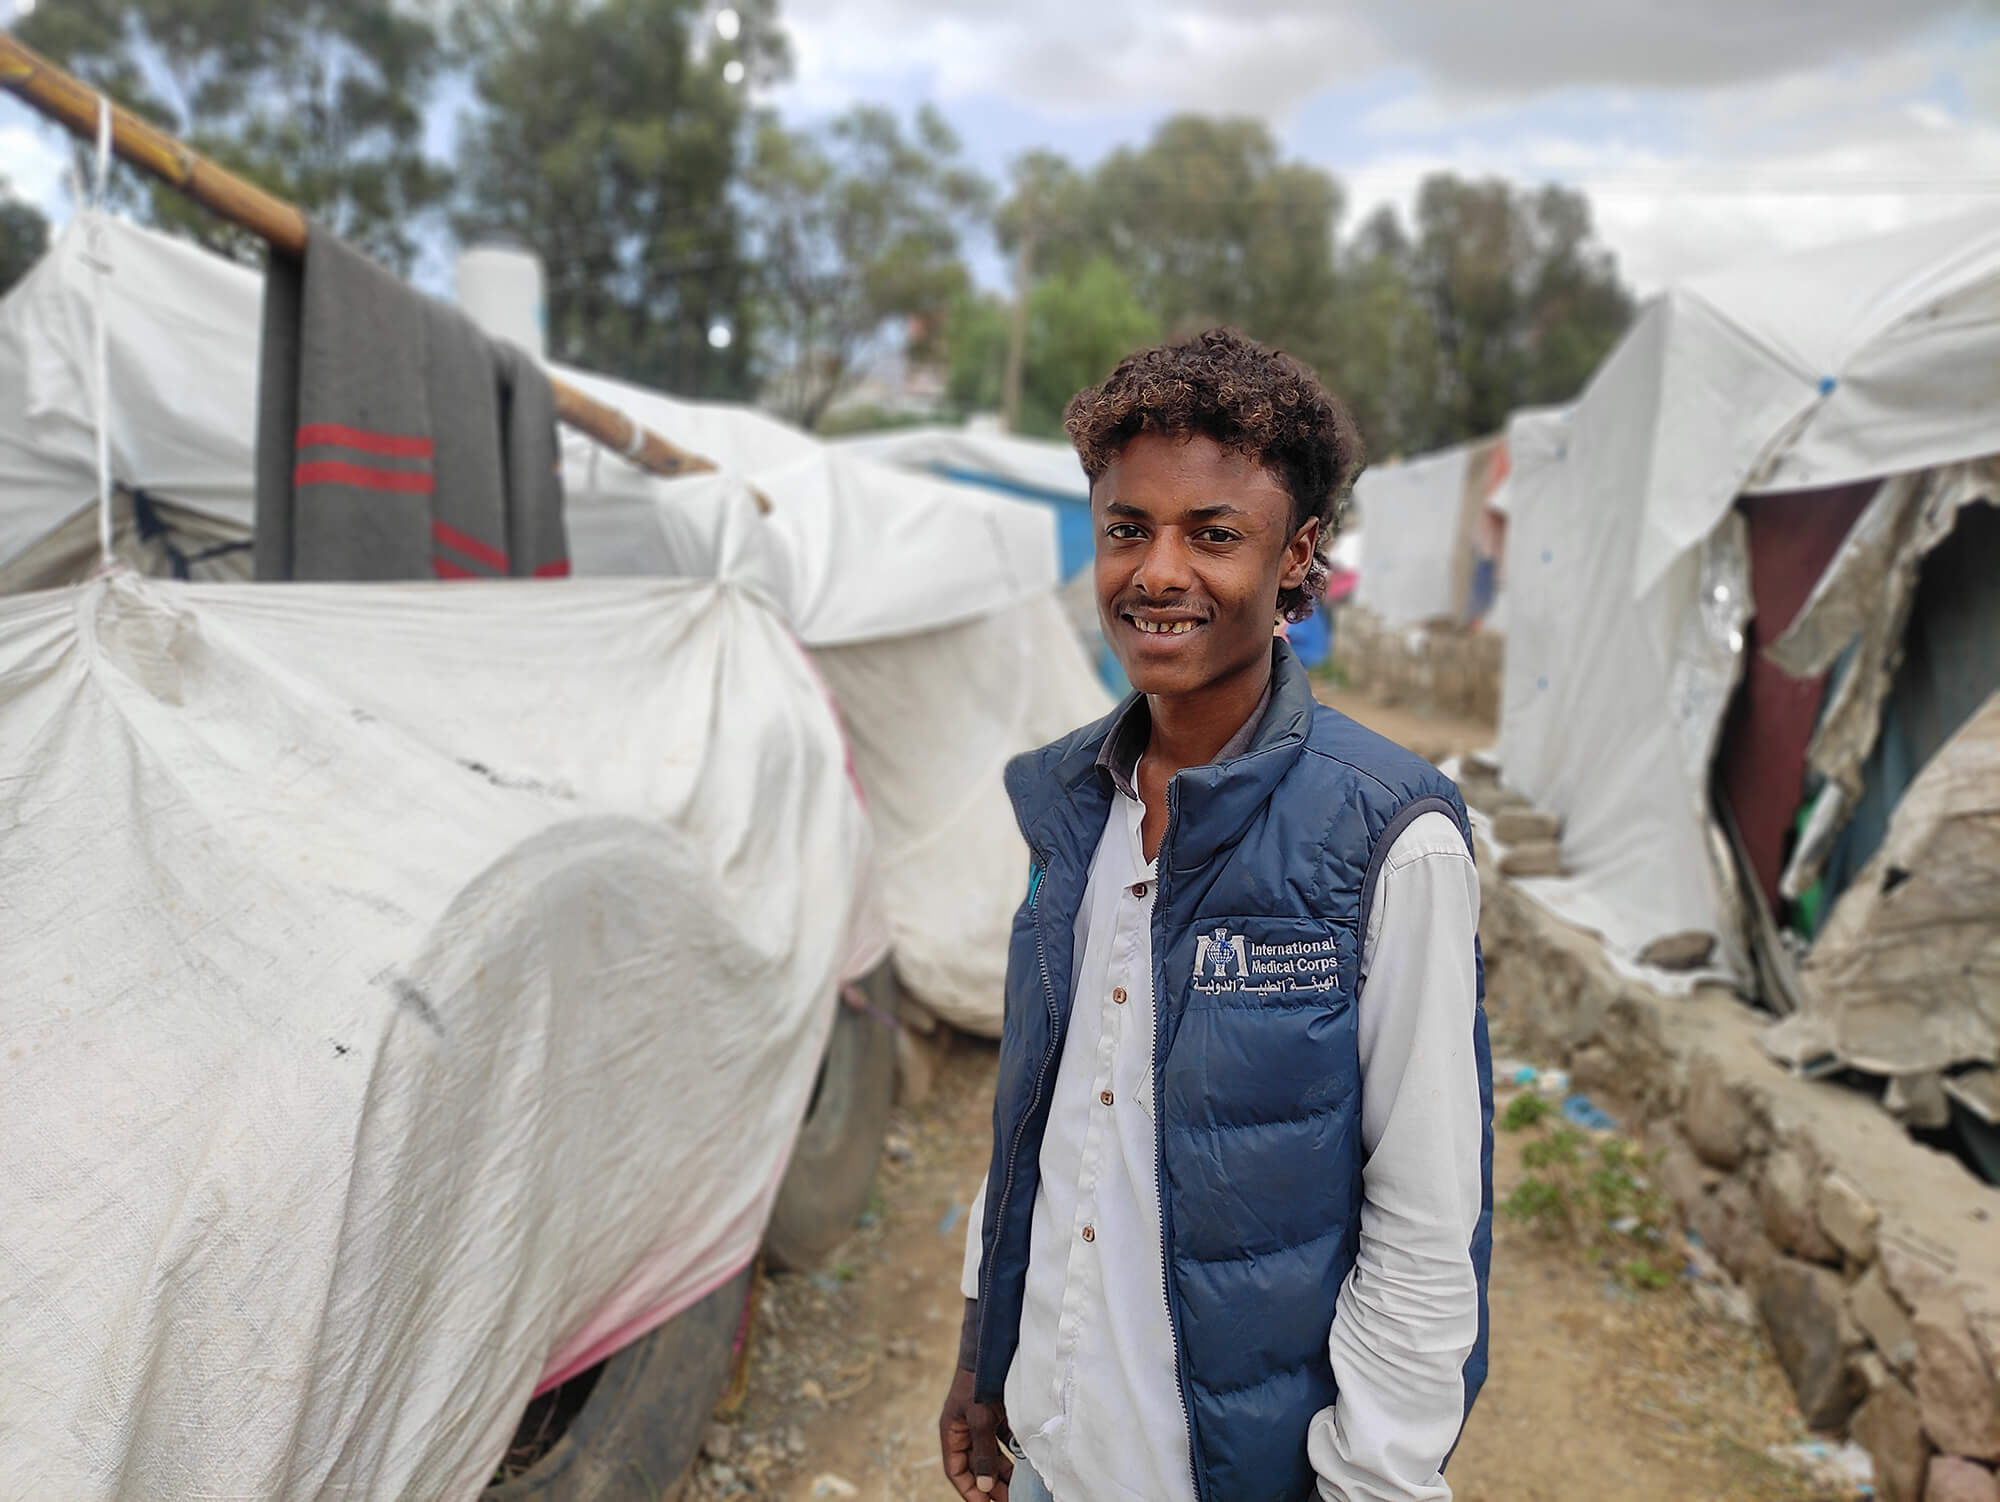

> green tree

[
  {"left": 941, "top": 290, "right": 1009, "bottom": 417},
  {"left": 746, "top": 104, "right": 991, "bottom": 429},
  {"left": 1085, "top": 116, "right": 1343, "bottom": 364},
  {"left": 17, "top": 0, "right": 450, "bottom": 273},
  {"left": 1017, "top": 258, "right": 1160, "bottom": 436},
  {"left": 1404, "top": 174, "right": 1633, "bottom": 442},
  {"left": 943, "top": 258, "right": 1159, "bottom": 438},
  {"left": 1324, "top": 205, "right": 1445, "bottom": 461},
  {"left": 453, "top": 0, "right": 785, "bottom": 399},
  {"left": 0, "top": 183, "right": 50, "bottom": 297}
]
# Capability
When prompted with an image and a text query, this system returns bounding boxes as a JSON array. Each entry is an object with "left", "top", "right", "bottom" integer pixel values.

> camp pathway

[{"left": 684, "top": 690, "right": 1852, "bottom": 1502}]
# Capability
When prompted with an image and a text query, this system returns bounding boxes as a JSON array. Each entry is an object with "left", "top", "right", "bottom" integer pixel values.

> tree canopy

[
  {"left": 746, "top": 103, "right": 990, "bottom": 428},
  {"left": 18, "top": 0, "right": 450, "bottom": 272},
  {"left": 959, "top": 121, "right": 1632, "bottom": 456},
  {"left": 0, "top": 183, "right": 50, "bottom": 298},
  {"left": 945, "top": 257, "right": 1159, "bottom": 439},
  {"left": 5, "top": 4, "right": 1635, "bottom": 451},
  {"left": 452, "top": 0, "right": 786, "bottom": 400}
]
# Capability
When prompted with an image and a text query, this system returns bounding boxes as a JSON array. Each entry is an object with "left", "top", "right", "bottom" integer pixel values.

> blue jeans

[{"left": 1007, "top": 1456, "right": 1054, "bottom": 1502}]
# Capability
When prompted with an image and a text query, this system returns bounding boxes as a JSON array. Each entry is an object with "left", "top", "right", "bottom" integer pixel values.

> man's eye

[
  {"left": 1196, "top": 528, "right": 1239, "bottom": 544},
  {"left": 1106, "top": 523, "right": 1144, "bottom": 540}
]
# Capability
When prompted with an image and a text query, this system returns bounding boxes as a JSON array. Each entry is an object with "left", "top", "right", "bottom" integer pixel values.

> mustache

[{"left": 1111, "top": 593, "right": 1212, "bottom": 619}]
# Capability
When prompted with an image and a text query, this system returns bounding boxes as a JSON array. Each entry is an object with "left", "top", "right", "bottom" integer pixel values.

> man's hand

[{"left": 939, "top": 1366, "right": 1013, "bottom": 1498}]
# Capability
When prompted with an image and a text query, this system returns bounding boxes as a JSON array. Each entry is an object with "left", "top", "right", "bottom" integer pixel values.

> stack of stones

[
  {"left": 1454, "top": 752, "right": 1566, "bottom": 879},
  {"left": 1328, "top": 605, "right": 1503, "bottom": 724},
  {"left": 1646, "top": 1055, "right": 2000, "bottom": 1502}
]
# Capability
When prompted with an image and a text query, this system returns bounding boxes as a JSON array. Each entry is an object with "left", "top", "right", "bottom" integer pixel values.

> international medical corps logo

[
  {"left": 1193, "top": 929, "right": 1248, "bottom": 980},
  {"left": 1191, "top": 928, "right": 1340, "bottom": 995}
]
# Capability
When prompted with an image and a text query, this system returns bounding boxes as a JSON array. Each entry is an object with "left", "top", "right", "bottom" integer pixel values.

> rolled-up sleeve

[{"left": 1307, "top": 812, "right": 1483, "bottom": 1501}]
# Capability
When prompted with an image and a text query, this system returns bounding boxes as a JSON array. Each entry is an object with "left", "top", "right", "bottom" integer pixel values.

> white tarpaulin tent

[
  {"left": 552, "top": 373, "right": 1064, "bottom": 648},
  {"left": 1498, "top": 205, "right": 2000, "bottom": 972},
  {"left": 1350, "top": 439, "right": 1482, "bottom": 629},
  {"left": 0, "top": 216, "right": 1061, "bottom": 646},
  {"left": 0, "top": 213, "right": 1110, "bottom": 1034},
  {"left": 0, "top": 571, "right": 877, "bottom": 1500},
  {"left": 836, "top": 424, "right": 1090, "bottom": 503},
  {"left": 0, "top": 213, "right": 263, "bottom": 561}
]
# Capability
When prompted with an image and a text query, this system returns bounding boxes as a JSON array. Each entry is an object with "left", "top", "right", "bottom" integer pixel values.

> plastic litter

[
  {"left": 1764, "top": 1440, "right": 1873, "bottom": 1495},
  {"left": 1495, "top": 1058, "right": 1534, "bottom": 1084},
  {"left": 1509, "top": 1064, "right": 1539, "bottom": 1088},
  {"left": 938, "top": 1202, "right": 965, "bottom": 1236},
  {"left": 1562, "top": 1092, "right": 1617, "bottom": 1130},
  {"left": 1537, "top": 1068, "right": 1570, "bottom": 1099}
]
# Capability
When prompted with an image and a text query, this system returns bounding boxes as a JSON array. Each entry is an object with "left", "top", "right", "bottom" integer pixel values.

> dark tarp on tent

[
  {"left": 1715, "top": 483, "right": 1876, "bottom": 913},
  {"left": 1823, "top": 497, "right": 2000, "bottom": 907}
]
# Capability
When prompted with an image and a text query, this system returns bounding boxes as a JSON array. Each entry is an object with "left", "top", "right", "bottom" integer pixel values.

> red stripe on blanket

[
  {"left": 532, "top": 558, "right": 572, "bottom": 578},
  {"left": 296, "top": 424, "right": 434, "bottom": 458},
  {"left": 431, "top": 520, "right": 510, "bottom": 574},
  {"left": 431, "top": 556, "right": 478, "bottom": 580},
  {"left": 294, "top": 460, "right": 435, "bottom": 493}
]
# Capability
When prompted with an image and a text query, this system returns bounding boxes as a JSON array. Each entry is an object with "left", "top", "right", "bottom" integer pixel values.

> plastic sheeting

[
  {"left": 0, "top": 571, "right": 880, "bottom": 1501},
  {"left": 1768, "top": 463, "right": 1999, "bottom": 899},
  {"left": 835, "top": 425, "right": 1090, "bottom": 505},
  {"left": 1499, "top": 208, "right": 2000, "bottom": 972},
  {"left": 0, "top": 214, "right": 1101, "bottom": 1039},
  {"left": 0, "top": 213, "right": 261, "bottom": 563},
  {"left": 0, "top": 216, "right": 1062, "bottom": 647},
  {"left": 1792, "top": 690, "right": 2000, "bottom": 1074},
  {"left": 812, "top": 593, "right": 1111, "bottom": 1032},
  {"left": 554, "top": 376, "right": 1063, "bottom": 646},
  {"left": 1351, "top": 440, "right": 1480, "bottom": 628}
]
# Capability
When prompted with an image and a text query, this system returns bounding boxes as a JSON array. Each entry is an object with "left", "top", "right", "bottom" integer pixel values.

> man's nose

[{"left": 1131, "top": 530, "right": 1195, "bottom": 597}]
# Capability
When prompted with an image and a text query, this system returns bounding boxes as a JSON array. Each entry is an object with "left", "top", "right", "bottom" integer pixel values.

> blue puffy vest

[{"left": 974, "top": 643, "right": 1494, "bottom": 1502}]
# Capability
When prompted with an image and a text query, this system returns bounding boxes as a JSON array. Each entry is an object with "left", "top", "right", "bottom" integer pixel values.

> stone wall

[
  {"left": 1478, "top": 841, "right": 2000, "bottom": 1502},
  {"left": 1330, "top": 604, "right": 1503, "bottom": 725}
]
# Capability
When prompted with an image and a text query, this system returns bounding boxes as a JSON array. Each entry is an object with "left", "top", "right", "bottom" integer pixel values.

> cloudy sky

[{"left": 4, "top": 0, "right": 1998, "bottom": 295}]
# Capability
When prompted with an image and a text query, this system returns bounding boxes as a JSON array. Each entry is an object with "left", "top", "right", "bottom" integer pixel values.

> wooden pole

[{"left": 0, "top": 30, "right": 729, "bottom": 489}]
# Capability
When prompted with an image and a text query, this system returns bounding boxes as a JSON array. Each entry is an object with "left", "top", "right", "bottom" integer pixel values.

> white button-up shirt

[{"left": 962, "top": 737, "right": 1483, "bottom": 1502}]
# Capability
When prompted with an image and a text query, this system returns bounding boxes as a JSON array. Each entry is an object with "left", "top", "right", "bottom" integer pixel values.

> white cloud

[
  {"left": 1334, "top": 40, "right": 2000, "bottom": 292},
  {"left": 1360, "top": 0, "right": 1969, "bottom": 95},
  {"left": 777, "top": 0, "right": 1975, "bottom": 123},
  {"left": 1, "top": 119, "right": 70, "bottom": 213},
  {"left": 779, "top": 0, "right": 1378, "bottom": 121}
]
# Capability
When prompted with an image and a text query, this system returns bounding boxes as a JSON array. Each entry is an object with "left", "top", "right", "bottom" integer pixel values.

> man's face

[{"left": 1093, "top": 432, "right": 1318, "bottom": 700}]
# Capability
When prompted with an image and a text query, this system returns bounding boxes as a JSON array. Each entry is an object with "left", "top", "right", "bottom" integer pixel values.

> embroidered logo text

[{"left": 1191, "top": 929, "right": 1340, "bottom": 995}]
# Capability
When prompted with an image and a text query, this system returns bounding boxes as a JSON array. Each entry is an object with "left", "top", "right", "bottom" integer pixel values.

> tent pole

[{"left": 0, "top": 31, "right": 726, "bottom": 487}]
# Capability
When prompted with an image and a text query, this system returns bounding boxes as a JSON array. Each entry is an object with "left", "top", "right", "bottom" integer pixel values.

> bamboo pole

[{"left": 0, "top": 30, "right": 728, "bottom": 490}]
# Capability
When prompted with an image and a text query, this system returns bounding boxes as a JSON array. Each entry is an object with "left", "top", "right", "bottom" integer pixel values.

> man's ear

[{"left": 1280, "top": 517, "right": 1321, "bottom": 591}]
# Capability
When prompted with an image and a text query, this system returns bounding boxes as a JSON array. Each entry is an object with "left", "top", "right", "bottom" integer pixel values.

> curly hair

[{"left": 1063, "top": 327, "right": 1365, "bottom": 621}]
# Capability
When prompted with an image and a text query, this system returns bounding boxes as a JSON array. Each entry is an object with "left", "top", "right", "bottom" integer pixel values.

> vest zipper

[
  {"left": 975, "top": 857, "right": 1063, "bottom": 1388},
  {"left": 1151, "top": 778, "right": 1204, "bottom": 1502}
]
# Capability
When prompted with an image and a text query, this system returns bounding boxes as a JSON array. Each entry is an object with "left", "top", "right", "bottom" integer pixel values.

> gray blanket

[{"left": 255, "top": 229, "right": 567, "bottom": 582}]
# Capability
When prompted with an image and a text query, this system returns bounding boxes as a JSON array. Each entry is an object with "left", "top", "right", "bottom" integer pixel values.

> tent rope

[{"left": 90, "top": 95, "right": 115, "bottom": 566}]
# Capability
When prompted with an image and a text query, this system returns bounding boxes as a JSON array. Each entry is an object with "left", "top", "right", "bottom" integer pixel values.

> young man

[{"left": 938, "top": 329, "right": 1493, "bottom": 1502}]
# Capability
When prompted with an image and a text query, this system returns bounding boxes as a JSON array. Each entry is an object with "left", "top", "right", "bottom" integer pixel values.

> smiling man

[{"left": 939, "top": 329, "right": 1493, "bottom": 1502}]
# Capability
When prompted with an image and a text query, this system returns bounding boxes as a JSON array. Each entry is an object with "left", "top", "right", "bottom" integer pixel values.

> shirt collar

[{"left": 1095, "top": 676, "right": 1275, "bottom": 801}]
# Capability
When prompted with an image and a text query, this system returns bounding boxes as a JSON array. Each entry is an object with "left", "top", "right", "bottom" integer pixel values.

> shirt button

[
  {"left": 1130, "top": 882, "right": 1148, "bottom": 898},
  {"left": 1081, "top": 1225, "right": 1096, "bottom": 1243},
  {"left": 1111, "top": 987, "right": 1126, "bottom": 1004},
  {"left": 1100, "top": 1089, "right": 1114, "bottom": 1106}
]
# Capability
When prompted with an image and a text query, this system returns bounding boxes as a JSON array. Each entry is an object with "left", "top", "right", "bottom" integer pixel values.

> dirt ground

[{"left": 683, "top": 687, "right": 1856, "bottom": 1502}]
